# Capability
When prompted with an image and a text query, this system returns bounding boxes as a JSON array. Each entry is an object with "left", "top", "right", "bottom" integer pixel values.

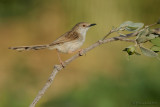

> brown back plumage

[
  {"left": 49, "top": 22, "right": 89, "bottom": 46},
  {"left": 49, "top": 30, "right": 80, "bottom": 46}
]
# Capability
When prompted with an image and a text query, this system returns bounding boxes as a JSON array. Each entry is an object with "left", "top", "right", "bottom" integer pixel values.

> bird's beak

[{"left": 89, "top": 23, "right": 96, "bottom": 27}]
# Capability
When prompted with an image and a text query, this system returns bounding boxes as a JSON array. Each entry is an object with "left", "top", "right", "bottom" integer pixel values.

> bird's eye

[{"left": 83, "top": 25, "right": 86, "bottom": 27}]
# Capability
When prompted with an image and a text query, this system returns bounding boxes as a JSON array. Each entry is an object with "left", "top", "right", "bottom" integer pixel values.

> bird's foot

[
  {"left": 60, "top": 61, "right": 66, "bottom": 68},
  {"left": 78, "top": 49, "right": 85, "bottom": 56},
  {"left": 68, "top": 49, "right": 86, "bottom": 56}
]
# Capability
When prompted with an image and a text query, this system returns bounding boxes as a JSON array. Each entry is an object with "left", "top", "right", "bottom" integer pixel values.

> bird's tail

[{"left": 9, "top": 45, "right": 49, "bottom": 51}]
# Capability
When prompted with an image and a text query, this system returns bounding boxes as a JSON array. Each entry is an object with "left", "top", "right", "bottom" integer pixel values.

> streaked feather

[{"left": 49, "top": 31, "right": 80, "bottom": 46}]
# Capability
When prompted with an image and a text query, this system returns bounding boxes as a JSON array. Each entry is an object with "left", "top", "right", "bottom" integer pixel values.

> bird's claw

[{"left": 79, "top": 49, "right": 85, "bottom": 56}]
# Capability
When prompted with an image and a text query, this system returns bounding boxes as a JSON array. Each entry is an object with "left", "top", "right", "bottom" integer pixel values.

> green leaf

[
  {"left": 151, "top": 45, "right": 160, "bottom": 52},
  {"left": 147, "top": 34, "right": 157, "bottom": 40},
  {"left": 138, "top": 28, "right": 150, "bottom": 37},
  {"left": 126, "top": 23, "right": 144, "bottom": 31},
  {"left": 119, "top": 21, "right": 144, "bottom": 31},
  {"left": 135, "top": 52, "right": 141, "bottom": 55},
  {"left": 136, "top": 36, "right": 148, "bottom": 44},
  {"left": 151, "top": 37, "right": 160, "bottom": 46},
  {"left": 123, "top": 46, "right": 136, "bottom": 55},
  {"left": 151, "top": 28, "right": 160, "bottom": 35},
  {"left": 136, "top": 28, "right": 150, "bottom": 43},
  {"left": 120, "top": 21, "right": 133, "bottom": 28},
  {"left": 140, "top": 46, "right": 158, "bottom": 57}
]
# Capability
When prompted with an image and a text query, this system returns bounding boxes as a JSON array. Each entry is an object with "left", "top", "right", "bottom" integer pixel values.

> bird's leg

[{"left": 56, "top": 49, "right": 65, "bottom": 67}]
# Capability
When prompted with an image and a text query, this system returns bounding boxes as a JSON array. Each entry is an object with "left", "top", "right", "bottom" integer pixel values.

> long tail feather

[{"left": 9, "top": 45, "right": 48, "bottom": 51}]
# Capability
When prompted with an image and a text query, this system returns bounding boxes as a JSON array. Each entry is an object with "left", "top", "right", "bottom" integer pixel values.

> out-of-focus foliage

[
  {"left": 0, "top": 0, "right": 39, "bottom": 17},
  {"left": 43, "top": 61, "right": 160, "bottom": 107}
]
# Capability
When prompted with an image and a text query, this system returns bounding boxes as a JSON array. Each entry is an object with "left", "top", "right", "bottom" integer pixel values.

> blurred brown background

[{"left": 0, "top": 0, "right": 160, "bottom": 107}]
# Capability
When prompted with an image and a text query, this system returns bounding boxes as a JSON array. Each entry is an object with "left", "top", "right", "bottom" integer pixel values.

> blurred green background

[{"left": 0, "top": 0, "right": 160, "bottom": 107}]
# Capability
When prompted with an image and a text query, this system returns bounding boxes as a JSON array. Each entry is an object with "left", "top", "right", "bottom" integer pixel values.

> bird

[{"left": 9, "top": 22, "right": 96, "bottom": 66}]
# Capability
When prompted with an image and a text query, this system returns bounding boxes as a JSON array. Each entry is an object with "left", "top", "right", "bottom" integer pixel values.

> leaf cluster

[{"left": 120, "top": 20, "right": 160, "bottom": 59}]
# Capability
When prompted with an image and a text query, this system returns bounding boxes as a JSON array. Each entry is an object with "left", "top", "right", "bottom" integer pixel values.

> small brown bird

[{"left": 9, "top": 22, "right": 96, "bottom": 65}]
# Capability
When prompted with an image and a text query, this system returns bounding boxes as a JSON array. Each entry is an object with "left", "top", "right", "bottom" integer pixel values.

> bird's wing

[{"left": 49, "top": 31, "right": 80, "bottom": 46}]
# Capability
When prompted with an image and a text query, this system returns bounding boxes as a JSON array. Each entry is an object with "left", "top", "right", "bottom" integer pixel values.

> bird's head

[{"left": 73, "top": 22, "right": 96, "bottom": 34}]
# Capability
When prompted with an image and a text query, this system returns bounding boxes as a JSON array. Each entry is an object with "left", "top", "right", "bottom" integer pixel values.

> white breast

[
  {"left": 79, "top": 27, "right": 89, "bottom": 38},
  {"left": 55, "top": 40, "right": 83, "bottom": 53}
]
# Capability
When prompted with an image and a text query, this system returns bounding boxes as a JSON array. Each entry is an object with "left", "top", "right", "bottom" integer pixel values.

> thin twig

[
  {"left": 102, "top": 27, "right": 122, "bottom": 40},
  {"left": 145, "top": 23, "right": 157, "bottom": 28}
]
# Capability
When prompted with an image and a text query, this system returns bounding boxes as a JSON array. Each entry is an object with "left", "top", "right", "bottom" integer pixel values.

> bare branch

[
  {"left": 102, "top": 27, "right": 122, "bottom": 40},
  {"left": 29, "top": 65, "right": 61, "bottom": 107},
  {"left": 29, "top": 33, "right": 136, "bottom": 107},
  {"left": 29, "top": 24, "right": 159, "bottom": 107}
]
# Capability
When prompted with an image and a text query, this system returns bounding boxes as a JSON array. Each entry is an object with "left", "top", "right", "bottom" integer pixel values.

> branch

[
  {"left": 29, "top": 34, "right": 135, "bottom": 107},
  {"left": 29, "top": 23, "right": 159, "bottom": 107},
  {"left": 29, "top": 65, "right": 60, "bottom": 107}
]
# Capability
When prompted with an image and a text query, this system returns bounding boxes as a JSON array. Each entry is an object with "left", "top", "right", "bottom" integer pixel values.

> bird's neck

[
  {"left": 80, "top": 30, "right": 87, "bottom": 38},
  {"left": 77, "top": 28, "right": 89, "bottom": 38}
]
